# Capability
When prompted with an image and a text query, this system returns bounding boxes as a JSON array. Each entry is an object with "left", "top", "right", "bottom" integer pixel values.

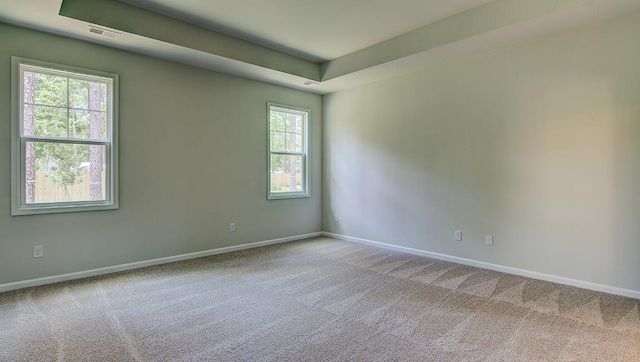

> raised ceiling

[
  {"left": 117, "top": 0, "right": 497, "bottom": 62},
  {"left": 1, "top": 0, "right": 640, "bottom": 94}
]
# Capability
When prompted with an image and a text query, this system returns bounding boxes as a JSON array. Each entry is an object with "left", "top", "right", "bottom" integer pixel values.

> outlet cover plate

[
  {"left": 33, "top": 245, "right": 43, "bottom": 258},
  {"left": 486, "top": 235, "right": 493, "bottom": 246}
]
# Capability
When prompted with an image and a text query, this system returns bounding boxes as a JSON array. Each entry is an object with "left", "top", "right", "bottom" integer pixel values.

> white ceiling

[
  {"left": 1, "top": 0, "right": 640, "bottom": 94},
  {"left": 118, "top": 0, "right": 496, "bottom": 62}
]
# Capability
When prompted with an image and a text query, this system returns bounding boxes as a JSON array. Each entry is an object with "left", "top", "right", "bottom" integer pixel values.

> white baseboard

[
  {"left": 322, "top": 232, "right": 640, "bottom": 300},
  {"left": 4, "top": 231, "right": 638, "bottom": 300},
  {"left": 0, "top": 232, "right": 322, "bottom": 293}
]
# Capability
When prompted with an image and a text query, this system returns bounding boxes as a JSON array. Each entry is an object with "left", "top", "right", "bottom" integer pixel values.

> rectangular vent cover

[{"left": 88, "top": 26, "right": 119, "bottom": 39}]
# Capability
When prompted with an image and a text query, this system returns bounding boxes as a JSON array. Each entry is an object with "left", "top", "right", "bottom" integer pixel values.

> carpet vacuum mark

[{"left": 1, "top": 237, "right": 639, "bottom": 361}]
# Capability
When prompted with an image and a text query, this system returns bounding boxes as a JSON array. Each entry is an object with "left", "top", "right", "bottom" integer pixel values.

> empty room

[{"left": 1, "top": 0, "right": 639, "bottom": 360}]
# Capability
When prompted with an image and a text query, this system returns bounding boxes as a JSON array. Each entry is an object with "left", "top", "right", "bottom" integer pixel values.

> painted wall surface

[
  {"left": 0, "top": 24, "right": 322, "bottom": 284},
  {"left": 323, "top": 12, "right": 640, "bottom": 292}
]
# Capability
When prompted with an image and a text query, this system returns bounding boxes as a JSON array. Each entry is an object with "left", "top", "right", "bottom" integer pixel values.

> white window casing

[
  {"left": 11, "top": 57, "right": 119, "bottom": 215},
  {"left": 267, "top": 103, "right": 309, "bottom": 200}
]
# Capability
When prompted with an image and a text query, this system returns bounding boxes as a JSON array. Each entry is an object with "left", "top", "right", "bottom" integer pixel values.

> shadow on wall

[{"left": 323, "top": 43, "right": 640, "bottom": 291}]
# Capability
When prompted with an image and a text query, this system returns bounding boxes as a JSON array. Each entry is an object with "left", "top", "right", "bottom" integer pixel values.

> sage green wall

[
  {"left": 323, "top": 12, "right": 640, "bottom": 292},
  {"left": 0, "top": 23, "right": 322, "bottom": 284}
]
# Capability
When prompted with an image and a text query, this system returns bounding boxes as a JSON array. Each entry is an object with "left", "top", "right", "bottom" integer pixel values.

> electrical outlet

[
  {"left": 486, "top": 235, "right": 493, "bottom": 246},
  {"left": 455, "top": 230, "right": 462, "bottom": 241},
  {"left": 33, "top": 245, "right": 43, "bottom": 258},
  {"left": 229, "top": 223, "right": 235, "bottom": 232},
  {"left": 334, "top": 214, "right": 339, "bottom": 223}
]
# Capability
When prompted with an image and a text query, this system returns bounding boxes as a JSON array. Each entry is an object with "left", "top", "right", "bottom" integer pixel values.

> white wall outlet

[
  {"left": 455, "top": 230, "right": 462, "bottom": 241},
  {"left": 486, "top": 235, "right": 493, "bottom": 246},
  {"left": 334, "top": 214, "right": 339, "bottom": 223},
  {"left": 229, "top": 223, "right": 235, "bottom": 232},
  {"left": 33, "top": 245, "right": 43, "bottom": 258}
]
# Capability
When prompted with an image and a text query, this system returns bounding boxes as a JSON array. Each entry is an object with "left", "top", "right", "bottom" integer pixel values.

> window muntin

[
  {"left": 11, "top": 57, "right": 118, "bottom": 215},
  {"left": 268, "top": 103, "right": 309, "bottom": 199}
]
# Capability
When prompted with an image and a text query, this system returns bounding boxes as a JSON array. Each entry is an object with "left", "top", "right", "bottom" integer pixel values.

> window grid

[
  {"left": 268, "top": 103, "right": 309, "bottom": 200},
  {"left": 11, "top": 57, "right": 119, "bottom": 215}
]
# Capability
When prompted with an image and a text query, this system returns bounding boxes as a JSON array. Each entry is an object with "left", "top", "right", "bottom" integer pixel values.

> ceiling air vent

[{"left": 88, "top": 26, "right": 120, "bottom": 39}]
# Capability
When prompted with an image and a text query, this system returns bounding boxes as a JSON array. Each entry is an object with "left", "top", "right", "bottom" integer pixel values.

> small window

[
  {"left": 11, "top": 57, "right": 118, "bottom": 215},
  {"left": 268, "top": 103, "right": 309, "bottom": 199}
]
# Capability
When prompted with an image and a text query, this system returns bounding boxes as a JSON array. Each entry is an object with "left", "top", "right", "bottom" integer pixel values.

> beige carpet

[{"left": 1, "top": 236, "right": 639, "bottom": 361}]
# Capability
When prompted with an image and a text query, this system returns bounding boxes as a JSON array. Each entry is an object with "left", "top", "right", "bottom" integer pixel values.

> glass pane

[
  {"left": 285, "top": 114, "right": 302, "bottom": 133},
  {"left": 69, "top": 78, "right": 89, "bottom": 110},
  {"left": 69, "top": 110, "right": 89, "bottom": 138},
  {"left": 26, "top": 141, "right": 106, "bottom": 203},
  {"left": 283, "top": 131, "right": 303, "bottom": 153},
  {"left": 67, "top": 110, "right": 107, "bottom": 140},
  {"left": 32, "top": 73, "right": 67, "bottom": 107},
  {"left": 270, "top": 131, "right": 285, "bottom": 152},
  {"left": 270, "top": 154, "right": 303, "bottom": 193},
  {"left": 92, "top": 111, "right": 108, "bottom": 139},
  {"left": 270, "top": 111, "right": 285, "bottom": 131},
  {"left": 295, "top": 134, "right": 303, "bottom": 152},
  {"left": 100, "top": 84, "right": 108, "bottom": 111},
  {"left": 69, "top": 79, "right": 107, "bottom": 111},
  {"left": 29, "top": 105, "right": 67, "bottom": 137}
]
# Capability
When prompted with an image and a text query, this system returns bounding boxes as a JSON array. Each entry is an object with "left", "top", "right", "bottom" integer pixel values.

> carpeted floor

[{"left": 1, "top": 236, "right": 639, "bottom": 361}]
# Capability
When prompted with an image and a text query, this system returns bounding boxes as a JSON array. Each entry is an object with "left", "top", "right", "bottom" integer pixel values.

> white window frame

[
  {"left": 267, "top": 103, "right": 310, "bottom": 200},
  {"left": 11, "top": 57, "right": 119, "bottom": 215}
]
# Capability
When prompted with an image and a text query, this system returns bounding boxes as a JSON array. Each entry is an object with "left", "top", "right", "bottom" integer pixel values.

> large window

[
  {"left": 268, "top": 103, "right": 309, "bottom": 199},
  {"left": 11, "top": 57, "right": 118, "bottom": 215}
]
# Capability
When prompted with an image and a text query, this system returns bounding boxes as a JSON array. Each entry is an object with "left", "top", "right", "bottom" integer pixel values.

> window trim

[
  {"left": 11, "top": 57, "right": 119, "bottom": 215},
  {"left": 267, "top": 102, "right": 310, "bottom": 200}
]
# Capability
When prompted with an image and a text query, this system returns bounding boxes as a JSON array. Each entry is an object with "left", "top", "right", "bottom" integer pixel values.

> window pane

[
  {"left": 69, "top": 109, "right": 89, "bottom": 138},
  {"left": 32, "top": 73, "right": 67, "bottom": 107},
  {"left": 270, "top": 112, "right": 285, "bottom": 131},
  {"left": 295, "top": 134, "right": 303, "bottom": 152},
  {"left": 29, "top": 105, "right": 67, "bottom": 137},
  {"left": 285, "top": 114, "right": 302, "bottom": 133},
  {"left": 93, "top": 111, "right": 108, "bottom": 139},
  {"left": 69, "top": 78, "right": 89, "bottom": 110},
  {"left": 270, "top": 154, "right": 303, "bottom": 193},
  {"left": 285, "top": 131, "right": 303, "bottom": 152},
  {"left": 26, "top": 141, "right": 106, "bottom": 203},
  {"left": 100, "top": 84, "right": 108, "bottom": 111},
  {"left": 270, "top": 131, "right": 285, "bottom": 152},
  {"left": 66, "top": 110, "right": 108, "bottom": 140},
  {"left": 69, "top": 79, "right": 107, "bottom": 111}
]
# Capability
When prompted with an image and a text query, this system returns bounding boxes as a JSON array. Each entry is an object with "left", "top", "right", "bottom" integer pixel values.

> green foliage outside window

[{"left": 23, "top": 68, "right": 108, "bottom": 203}]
